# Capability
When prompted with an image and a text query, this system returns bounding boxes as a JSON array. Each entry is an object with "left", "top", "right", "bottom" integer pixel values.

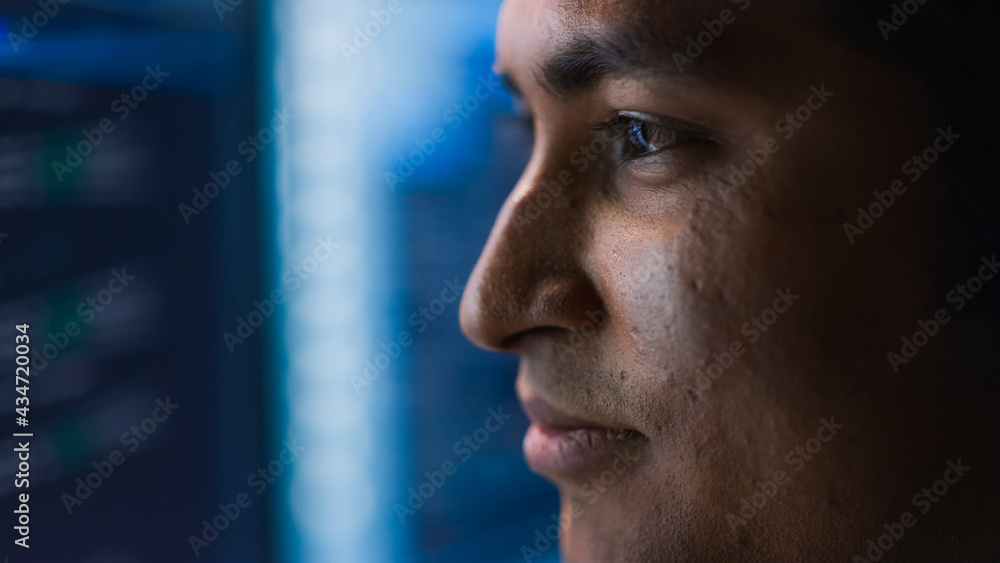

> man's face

[{"left": 460, "top": 0, "right": 951, "bottom": 560}]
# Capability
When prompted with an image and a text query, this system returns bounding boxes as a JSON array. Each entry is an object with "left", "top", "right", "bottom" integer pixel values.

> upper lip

[{"left": 519, "top": 393, "right": 638, "bottom": 434}]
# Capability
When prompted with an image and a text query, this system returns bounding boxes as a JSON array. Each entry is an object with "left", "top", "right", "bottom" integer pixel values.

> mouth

[{"left": 519, "top": 395, "right": 646, "bottom": 477}]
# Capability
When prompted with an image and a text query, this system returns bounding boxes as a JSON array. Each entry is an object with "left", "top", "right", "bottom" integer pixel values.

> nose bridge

[{"left": 460, "top": 152, "right": 604, "bottom": 351}]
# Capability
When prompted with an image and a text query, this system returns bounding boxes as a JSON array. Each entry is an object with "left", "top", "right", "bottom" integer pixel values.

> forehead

[
  {"left": 498, "top": 0, "right": 823, "bottom": 37},
  {"left": 545, "top": 0, "right": 730, "bottom": 29},
  {"left": 496, "top": 0, "right": 835, "bottom": 94},
  {"left": 497, "top": 0, "right": 704, "bottom": 63},
  {"left": 501, "top": 0, "right": 726, "bottom": 29}
]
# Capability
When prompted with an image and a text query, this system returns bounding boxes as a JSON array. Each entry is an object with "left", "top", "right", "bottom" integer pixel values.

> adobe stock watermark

[
  {"left": 340, "top": 0, "right": 412, "bottom": 63},
  {"left": 393, "top": 407, "right": 511, "bottom": 524},
  {"left": 6, "top": 0, "right": 71, "bottom": 54},
  {"left": 223, "top": 236, "right": 339, "bottom": 353},
  {"left": 385, "top": 74, "right": 501, "bottom": 191},
  {"left": 520, "top": 444, "right": 642, "bottom": 561},
  {"left": 877, "top": 0, "right": 931, "bottom": 41},
  {"left": 851, "top": 458, "right": 970, "bottom": 562},
  {"left": 672, "top": 0, "right": 751, "bottom": 73},
  {"left": 886, "top": 254, "right": 997, "bottom": 373},
  {"left": 683, "top": 287, "right": 799, "bottom": 403},
  {"left": 0, "top": 233, "right": 7, "bottom": 246},
  {"left": 30, "top": 267, "right": 137, "bottom": 373},
  {"left": 350, "top": 277, "right": 465, "bottom": 394},
  {"left": 61, "top": 397, "right": 179, "bottom": 514},
  {"left": 510, "top": 250, "right": 669, "bottom": 363},
  {"left": 721, "top": 84, "right": 834, "bottom": 198},
  {"left": 50, "top": 65, "right": 169, "bottom": 182},
  {"left": 179, "top": 107, "right": 295, "bottom": 224},
  {"left": 187, "top": 439, "right": 305, "bottom": 557},
  {"left": 513, "top": 125, "right": 629, "bottom": 232},
  {"left": 843, "top": 126, "right": 960, "bottom": 244},
  {"left": 726, "top": 417, "right": 845, "bottom": 530},
  {"left": 212, "top": 0, "right": 247, "bottom": 21},
  {"left": 551, "top": 309, "right": 607, "bottom": 361}
]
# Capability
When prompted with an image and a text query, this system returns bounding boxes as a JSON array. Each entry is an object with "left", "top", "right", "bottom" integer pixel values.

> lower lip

[{"left": 523, "top": 423, "right": 642, "bottom": 475}]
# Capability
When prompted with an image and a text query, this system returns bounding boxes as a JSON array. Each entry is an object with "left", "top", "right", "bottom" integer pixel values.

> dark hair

[{"left": 815, "top": 0, "right": 1000, "bottom": 319}]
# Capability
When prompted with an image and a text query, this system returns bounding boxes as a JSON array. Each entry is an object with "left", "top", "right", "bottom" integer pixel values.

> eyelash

[
  {"left": 590, "top": 114, "right": 712, "bottom": 162},
  {"left": 508, "top": 109, "right": 716, "bottom": 168}
]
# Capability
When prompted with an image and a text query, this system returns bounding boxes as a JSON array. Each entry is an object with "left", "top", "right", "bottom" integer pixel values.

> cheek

[
  {"left": 589, "top": 178, "right": 808, "bottom": 436},
  {"left": 591, "top": 197, "right": 729, "bottom": 388}
]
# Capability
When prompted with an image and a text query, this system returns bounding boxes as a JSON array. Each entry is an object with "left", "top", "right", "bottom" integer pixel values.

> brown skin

[{"left": 459, "top": 0, "right": 1000, "bottom": 561}]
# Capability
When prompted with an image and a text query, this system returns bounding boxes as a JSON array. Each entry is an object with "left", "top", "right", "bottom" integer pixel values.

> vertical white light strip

[{"left": 273, "top": 0, "right": 389, "bottom": 561}]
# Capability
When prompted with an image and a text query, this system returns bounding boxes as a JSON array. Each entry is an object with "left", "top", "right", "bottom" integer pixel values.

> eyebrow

[{"left": 536, "top": 30, "right": 692, "bottom": 98}]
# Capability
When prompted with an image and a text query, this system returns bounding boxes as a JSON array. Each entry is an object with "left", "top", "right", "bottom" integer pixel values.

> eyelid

[
  {"left": 617, "top": 110, "right": 725, "bottom": 146},
  {"left": 588, "top": 112, "right": 715, "bottom": 149},
  {"left": 618, "top": 110, "right": 658, "bottom": 123},
  {"left": 498, "top": 72, "right": 524, "bottom": 100},
  {"left": 498, "top": 72, "right": 535, "bottom": 128},
  {"left": 582, "top": 110, "right": 726, "bottom": 169}
]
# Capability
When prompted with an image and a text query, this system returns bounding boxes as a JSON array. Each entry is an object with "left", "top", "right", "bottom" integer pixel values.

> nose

[{"left": 459, "top": 153, "right": 605, "bottom": 351}]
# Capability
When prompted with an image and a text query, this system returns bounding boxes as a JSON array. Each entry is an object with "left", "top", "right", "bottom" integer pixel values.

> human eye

[{"left": 593, "top": 111, "right": 719, "bottom": 162}]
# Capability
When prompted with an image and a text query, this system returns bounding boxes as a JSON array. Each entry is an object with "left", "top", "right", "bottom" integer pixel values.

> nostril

[{"left": 461, "top": 254, "right": 607, "bottom": 353}]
